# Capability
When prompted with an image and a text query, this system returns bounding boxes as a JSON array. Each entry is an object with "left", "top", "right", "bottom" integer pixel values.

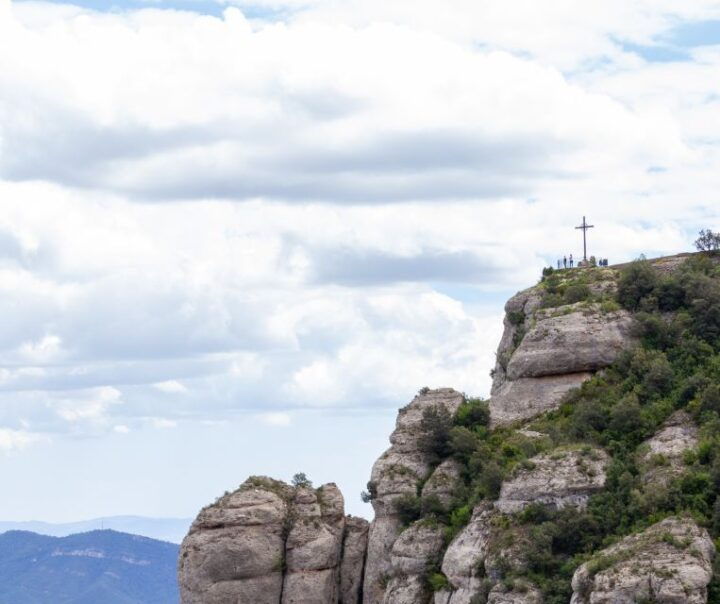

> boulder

[
  {"left": 363, "top": 388, "right": 464, "bottom": 604},
  {"left": 571, "top": 516, "right": 715, "bottom": 604},
  {"left": 506, "top": 304, "right": 634, "bottom": 380},
  {"left": 421, "top": 459, "right": 463, "bottom": 508},
  {"left": 489, "top": 296, "right": 635, "bottom": 427},
  {"left": 282, "top": 484, "right": 345, "bottom": 604},
  {"left": 382, "top": 522, "right": 445, "bottom": 604},
  {"left": 434, "top": 505, "right": 494, "bottom": 604},
  {"left": 489, "top": 372, "right": 591, "bottom": 427},
  {"left": 178, "top": 478, "right": 291, "bottom": 604},
  {"left": 639, "top": 411, "right": 698, "bottom": 486},
  {"left": 496, "top": 447, "right": 609, "bottom": 514},
  {"left": 341, "top": 517, "right": 369, "bottom": 604}
]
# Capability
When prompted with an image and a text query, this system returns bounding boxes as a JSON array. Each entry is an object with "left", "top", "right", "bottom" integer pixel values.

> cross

[{"left": 575, "top": 216, "right": 594, "bottom": 262}]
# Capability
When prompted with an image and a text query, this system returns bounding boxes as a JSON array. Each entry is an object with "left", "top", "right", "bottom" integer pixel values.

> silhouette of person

[
  {"left": 569, "top": 254, "right": 574, "bottom": 268},
  {"left": 563, "top": 256, "right": 567, "bottom": 268},
  {"left": 557, "top": 259, "right": 561, "bottom": 269}
]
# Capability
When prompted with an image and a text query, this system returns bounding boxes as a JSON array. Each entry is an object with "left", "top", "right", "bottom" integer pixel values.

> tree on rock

[{"left": 695, "top": 229, "right": 720, "bottom": 254}]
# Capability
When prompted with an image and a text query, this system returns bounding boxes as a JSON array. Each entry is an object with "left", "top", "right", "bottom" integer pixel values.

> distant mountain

[
  {"left": 0, "top": 516, "right": 192, "bottom": 544},
  {"left": 0, "top": 530, "right": 179, "bottom": 603}
]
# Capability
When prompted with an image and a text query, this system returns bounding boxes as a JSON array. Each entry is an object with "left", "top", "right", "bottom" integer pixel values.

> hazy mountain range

[
  {"left": 0, "top": 516, "right": 192, "bottom": 544},
  {"left": 0, "top": 530, "right": 178, "bottom": 603}
]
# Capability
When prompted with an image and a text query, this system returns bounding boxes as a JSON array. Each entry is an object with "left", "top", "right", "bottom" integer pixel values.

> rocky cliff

[
  {"left": 178, "top": 477, "right": 368, "bottom": 604},
  {"left": 179, "top": 253, "right": 720, "bottom": 604}
]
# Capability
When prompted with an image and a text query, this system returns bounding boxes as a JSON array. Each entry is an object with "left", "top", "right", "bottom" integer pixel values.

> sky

[{"left": 0, "top": 0, "right": 718, "bottom": 523}]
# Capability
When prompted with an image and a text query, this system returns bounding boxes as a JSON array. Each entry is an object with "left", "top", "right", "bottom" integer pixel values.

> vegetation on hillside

[{"left": 384, "top": 252, "right": 720, "bottom": 603}]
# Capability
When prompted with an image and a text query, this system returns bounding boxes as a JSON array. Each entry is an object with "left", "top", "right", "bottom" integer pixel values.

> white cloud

[
  {"left": 18, "top": 334, "right": 64, "bottom": 363},
  {"left": 0, "top": 428, "right": 45, "bottom": 451},
  {"left": 0, "top": 0, "right": 715, "bottom": 446},
  {"left": 55, "top": 386, "right": 123, "bottom": 424},
  {"left": 0, "top": 2, "right": 694, "bottom": 204},
  {"left": 153, "top": 380, "right": 188, "bottom": 394},
  {"left": 256, "top": 412, "right": 292, "bottom": 427}
]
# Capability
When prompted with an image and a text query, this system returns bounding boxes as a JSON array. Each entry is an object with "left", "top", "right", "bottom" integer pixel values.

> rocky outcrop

[
  {"left": 341, "top": 517, "right": 369, "bottom": 604},
  {"left": 179, "top": 477, "right": 363, "bottom": 604},
  {"left": 282, "top": 484, "right": 345, "bottom": 603},
  {"left": 496, "top": 447, "right": 609, "bottom": 514},
  {"left": 490, "top": 285, "right": 634, "bottom": 426},
  {"left": 505, "top": 304, "right": 634, "bottom": 380},
  {"left": 382, "top": 522, "right": 445, "bottom": 604},
  {"left": 434, "top": 505, "right": 494, "bottom": 604},
  {"left": 571, "top": 516, "right": 715, "bottom": 604},
  {"left": 489, "top": 372, "right": 591, "bottom": 427},
  {"left": 421, "top": 459, "right": 463, "bottom": 508},
  {"left": 363, "top": 388, "right": 464, "bottom": 604},
  {"left": 178, "top": 478, "right": 290, "bottom": 604},
  {"left": 638, "top": 410, "right": 698, "bottom": 486}
]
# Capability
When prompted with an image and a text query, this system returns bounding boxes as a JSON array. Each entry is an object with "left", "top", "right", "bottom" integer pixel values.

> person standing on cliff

[
  {"left": 569, "top": 254, "right": 574, "bottom": 268},
  {"left": 563, "top": 256, "right": 567, "bottom": 268}
]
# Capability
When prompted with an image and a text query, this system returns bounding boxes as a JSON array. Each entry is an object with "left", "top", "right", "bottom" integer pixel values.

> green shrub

[
  {"left": 564, "top": 283, "right": 591, "bottom": 304},
  {"left": 427, "top": 572, "right": 450, "bottom": 592},
  {"left": 394, "top": 494, "right": 422, "bottom": 526},
  {"left": 617, "top": 260, "right": 659, "bottom": 310},
  {"left": 455, "top": 398, "right": 490, "bottom": 428},
  {"left": 418, "top": 405, "right": 453, "bottom": 464}
]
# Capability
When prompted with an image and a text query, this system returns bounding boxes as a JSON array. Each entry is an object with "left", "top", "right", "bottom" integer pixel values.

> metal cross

[{"left": 575, "top": 216, "right": 595, "bottom": 262}]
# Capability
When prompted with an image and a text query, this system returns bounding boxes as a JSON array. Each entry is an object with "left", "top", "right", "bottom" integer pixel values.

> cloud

[
  {"left": 153, "top": 380, "right": 188, "bottom": 394},
  {"left": 0, "top": 3, "right": 690, "bottom": 203},
  {"left": 0, "top": 428, "right": 45, "bottom": 451},
  {"left": 0, "top": 0, "right": 716, "bottom": 449},
  {"left": 256, "top": 412, "right": 292, "bottom": 426}
]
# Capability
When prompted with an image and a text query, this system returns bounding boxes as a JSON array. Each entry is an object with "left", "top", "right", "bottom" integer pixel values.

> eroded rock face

[
  {"left": 178, "top": 478, "right": 290, "bottom": 604},
  {"left": 179, "top": 477, "right": 364, "bottom": 604},
  {"left": 363, "top": 388, "right": 464, "bottom": 604},
  {"left": 282, "top": 484, "right": 345, "bottom": 604},
  {"left": 506, "top": 304, "right": 634, "bottom": 380},
  {"left": 434, "top": 505, "right": 494, "bottom": 604},
  {"left": 341, "top": 517, "right": 369, "bottom": 604},
  {"left": 383, "top": 522, "right": 445, "bottom": 604},
  {"left": 487, "top": 583, "right": 542, "bottom": 604},
  {"left": 571, "top": 516, "right": 715, "bottom": 604},
  {"left": 490, "top": 293, "right": 634, "bottom": 427},
  {"left": 639, "top": 410, "right": 698, "bottom": 486},
  {"left": 490, "top": 372, "right": 591, "bottom": 427},
  {"left": 421, "top": 459, "right": 463, "bottom": 508},
  {"left": 496, "top": 447, "right": 609, "bottom": 514}
]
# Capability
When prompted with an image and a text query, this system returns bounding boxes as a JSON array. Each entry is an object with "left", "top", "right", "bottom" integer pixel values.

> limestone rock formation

[
  {"left": 490, "top": 290, "right": 634, "bottom": 426},
  {"left": 434, "top": 505, "right": 494, "bottom": 604},
  {"left": 340, "top": 517, "right": 369, "bottom": 604},
  {"left": 505, "top": 304, "right": 634, "bottom": 380},
  {"left": 487, "top": 583, "right": 542, "bottom": 604},
  {"left": 178, "top": 478, "right": 290, "bottom": 604},
  {"left": 421, "top": 459, "right": 463, "bottom": 508},
  {"left": 490, "top": 372, "right": 591, "bottom": 427},
  {"left": 382, "top": 522, "right": 445, "bottom": 604},
  {"left": 363, "top": 388, "right": 464, "bottom": 604},
  {"left": 282, "top": 484, "right": 345, "bottom": 604},
  {"left": 496, "top": 446, "right": 609, "bottom": 514},
  {"left": 179, "top": 477, "right": 362, "bottom": 604},
  {"left": 571, "top": 516, "right": 715, "bottom": 604},
  {"left": 638, "top": 410, "right": 698, "bottom": 486}
]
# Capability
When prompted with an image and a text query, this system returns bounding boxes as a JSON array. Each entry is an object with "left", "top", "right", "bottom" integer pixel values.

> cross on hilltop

[{"left": 575, "top": 216, "right": 594, "bottom": 262}]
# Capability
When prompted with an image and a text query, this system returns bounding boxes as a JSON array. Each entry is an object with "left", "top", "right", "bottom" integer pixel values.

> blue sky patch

[{"left": 665, "top": 19, "right": 720, "bottom": 48}]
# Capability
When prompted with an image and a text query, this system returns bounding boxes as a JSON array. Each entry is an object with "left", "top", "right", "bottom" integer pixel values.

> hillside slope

[{"left": 0, "top": 530, "right": 178, "bottom": 603}]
